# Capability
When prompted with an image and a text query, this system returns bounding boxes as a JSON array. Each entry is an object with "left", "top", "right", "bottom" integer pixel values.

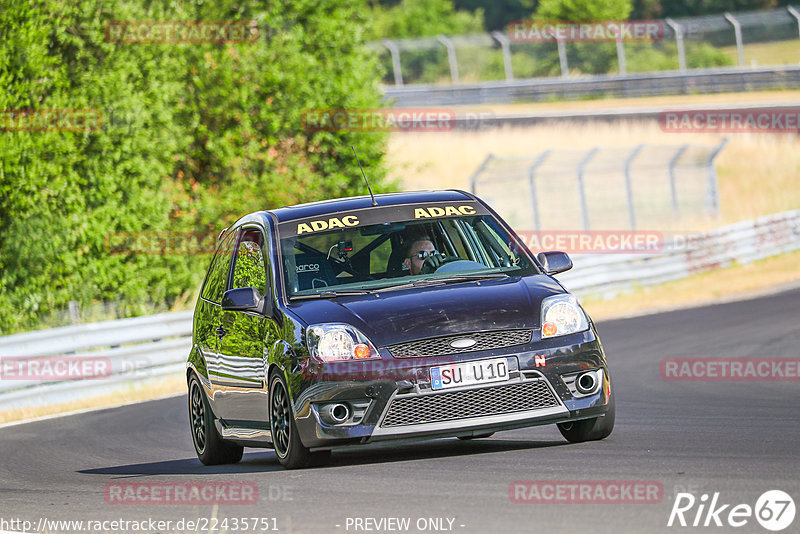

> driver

[{"left": 403, "top": 236, "right": 456, "bottom": 275}]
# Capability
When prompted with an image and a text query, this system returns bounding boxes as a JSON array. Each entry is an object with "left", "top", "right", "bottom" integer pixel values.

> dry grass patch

[{"left": 386, "top": 122, "right": 800, "bottom": 229}]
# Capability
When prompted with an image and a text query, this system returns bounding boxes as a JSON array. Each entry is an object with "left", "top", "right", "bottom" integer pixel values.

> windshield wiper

[
  {"left": 428, "top": 273, "right": 510, "bottom": 283},
  {"left": 376, "top": 272, "right": 510, "bottom": 293},
  {"left": 290, "top": 289, "right": 375, "bottom": 300}
]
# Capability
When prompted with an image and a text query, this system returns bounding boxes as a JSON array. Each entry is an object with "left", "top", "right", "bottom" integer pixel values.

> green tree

[
  {"left": 454, "top": 0, "right": 539, "bottom": 31},
  {"left": 535, "top": 0, "right": 633, "bottom": 20},
  {"left": 633, "top": 1, "right": 790, "bottom": 19},
  {"left": 532, "top": 0, "right": 634, "bottom": 75},
  {"left": 368, "top": 0, "right": 485, "bottom": 39},
  {"left": 169, "top": 0, "right": 390, "bottom": 231},
  {"left": 0, "top": 0, "right": 389, "bottom": 334},
  {"left": 0, "top": 0, "right": 194, "bottom": 333}
]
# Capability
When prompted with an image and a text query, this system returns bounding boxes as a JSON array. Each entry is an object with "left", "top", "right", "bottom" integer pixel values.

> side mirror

[
  {"left": 221, "top": 287, "right": 267, "bottom": 314},
  {"left": 537, "top": 251, "right": 573, "bottom": 275}
]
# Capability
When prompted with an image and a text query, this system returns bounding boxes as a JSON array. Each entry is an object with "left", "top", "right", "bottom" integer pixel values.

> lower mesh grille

[{"left": 380, "top": 380, "right": 558, "bottom": 428}]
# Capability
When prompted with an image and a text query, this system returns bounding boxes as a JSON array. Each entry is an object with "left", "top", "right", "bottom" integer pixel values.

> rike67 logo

[{"left": 669, "top": 490, "right": 795, "bottom": 531}]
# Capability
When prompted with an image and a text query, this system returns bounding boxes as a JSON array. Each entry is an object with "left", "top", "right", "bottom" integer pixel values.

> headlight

[
  {"left": 306, "top": 323, "right": 380, "bottom": 362},
  {"left": 541, "top": 294, "right": 589, "bottom": 338}
]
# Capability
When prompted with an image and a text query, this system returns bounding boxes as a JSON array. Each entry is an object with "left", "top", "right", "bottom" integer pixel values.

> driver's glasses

[{"left": 411, "top": 250, "right": 439, "bottom": 260}]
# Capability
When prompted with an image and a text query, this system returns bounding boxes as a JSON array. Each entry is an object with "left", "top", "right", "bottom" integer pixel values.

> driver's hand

[{"left": 421, "top": 253, "right": 457, "bottom": 274}]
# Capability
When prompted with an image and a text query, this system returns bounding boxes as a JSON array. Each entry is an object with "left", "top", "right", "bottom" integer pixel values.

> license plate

[{"left": 430, "top": 357, "right": 509, "bottom": 390}]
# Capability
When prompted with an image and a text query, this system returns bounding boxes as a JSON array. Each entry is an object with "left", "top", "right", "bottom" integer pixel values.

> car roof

[{"left": 266, "top": 190, "right": 476, "bottom": 223}]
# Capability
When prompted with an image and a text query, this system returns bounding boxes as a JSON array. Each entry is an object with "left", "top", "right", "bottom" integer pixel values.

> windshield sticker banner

[{"left": 278, "top": 202, "right": 488, "bottom": 237}]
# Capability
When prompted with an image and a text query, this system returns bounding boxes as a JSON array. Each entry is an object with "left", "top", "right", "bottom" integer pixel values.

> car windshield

[{"left": 277, "top": 202, "right": 539, "bottom": 299}]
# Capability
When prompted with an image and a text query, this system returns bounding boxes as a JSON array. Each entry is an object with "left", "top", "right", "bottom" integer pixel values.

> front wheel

[
  {"left": 557, "top": 394, "right": 615, "bottom": 443},
  {"left": 269, "top": 371, "right": 328, "bottom": 469},
  {"left": 188, "top": 374, "right": 244, "bottom": 465}
]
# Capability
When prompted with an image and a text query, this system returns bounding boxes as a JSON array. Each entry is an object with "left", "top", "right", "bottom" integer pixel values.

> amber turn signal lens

[
  {"left": 542, "top": 322, "right": 558, "bottom": 337},
  {"left": 353, "top": 343, "right": 371, "bottom": 359}
]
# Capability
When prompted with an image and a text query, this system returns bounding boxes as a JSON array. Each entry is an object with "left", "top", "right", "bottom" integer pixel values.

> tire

[
  {"left": 457, "top": 432, "right": 495, "bottom": 440},
  {"left": 269, "top": 371, "right": 329, "bottom": 469},
  {"left": 188, "top": 374, "right": 244, "bottom": 465},
  {"left": 557, "top": 393, "right": 615, "bottom": 443}
]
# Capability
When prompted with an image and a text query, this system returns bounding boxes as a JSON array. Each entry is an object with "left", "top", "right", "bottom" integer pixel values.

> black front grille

[
  {"left": 387, "top": 329, "right": 532, "bottom": 358},
  {"left": 380, "top": 380, "right": 558, "bottom": 427}
]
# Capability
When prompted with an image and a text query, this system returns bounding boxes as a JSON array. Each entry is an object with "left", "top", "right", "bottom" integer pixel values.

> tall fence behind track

[
  {"left": 371, "top": 6, "right": 800, "bottom": 87},
  {"left": 470, "top": 141, "right": 728, "bottom": 232},
  {"left": 1, "top": 211, "right": 798, "bottom": 413}
]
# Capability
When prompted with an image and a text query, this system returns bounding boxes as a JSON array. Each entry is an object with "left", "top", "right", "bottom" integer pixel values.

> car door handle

[{"left": 215, "top": 326, "right": 227, "bottom": 337}]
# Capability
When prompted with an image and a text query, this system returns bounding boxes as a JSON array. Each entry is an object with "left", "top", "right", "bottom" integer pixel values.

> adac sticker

[
  {"left": 414, "top": 205, "right": 476, "bottom": 219},
  {"left": 296, "top": 215, "right": 360, "bottom": 235}
]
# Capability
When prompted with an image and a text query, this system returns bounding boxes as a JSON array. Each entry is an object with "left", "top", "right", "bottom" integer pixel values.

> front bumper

[{"left": 291, "top": 327, "right": 612, "bottom": 450}]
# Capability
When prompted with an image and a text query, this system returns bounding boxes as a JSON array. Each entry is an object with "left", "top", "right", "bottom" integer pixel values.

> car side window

[
  {"left": 232, "top": 231, "right": 268, "bottom": 297},
  {"left": 202, "top": 231, "right": 237, "bottom": 303}
]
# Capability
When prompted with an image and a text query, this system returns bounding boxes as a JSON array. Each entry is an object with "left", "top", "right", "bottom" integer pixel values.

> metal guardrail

[
  {"left": 450, "top": 101, "right": 800, "bottom": 128},
  {"left": 383, "top": 65, "right": 800, "bottom": 107},
  {"left": 1, "top": 210, "right": 798, "bottom": 411},
  {"left": 560, "top": 209, "right": 800, "bottom": 298},
  {"left": 0, "top": 310, "right": 192, "bottom": 410}
]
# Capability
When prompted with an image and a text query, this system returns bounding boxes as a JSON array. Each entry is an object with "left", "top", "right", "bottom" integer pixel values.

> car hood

[{"left": 286, "top": 276, "right": 565, "bottom": 348}]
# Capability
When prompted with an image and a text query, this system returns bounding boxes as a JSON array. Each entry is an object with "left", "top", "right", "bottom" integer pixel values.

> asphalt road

[{"left": 1, "top": 289, "right": 798, "bottom": 534}]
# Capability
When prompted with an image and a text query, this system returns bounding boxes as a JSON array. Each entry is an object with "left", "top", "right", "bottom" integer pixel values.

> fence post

[
  {"left": 381, "top": 39, "right": 404, "bottom": 86},
  {"left": 437, "top": 35, "right": 460, "bottom": 83},
  {"left": 788, "top": 6, "right": 800, "bottom": 41},
  {"left": 527, "top": 150, "right": 552, "bottom": 231},
  {"left": 491, "top": 31, "right": 514, "bottom": 81},
  {"left": 468, "top": 154, "right": 493, "bottom": 194},
  {"left": 616, "top": 37, "right": 627, "bottom": 75},
  {"left": 705, "top": 138, "right": 729, "bottom": 215},
  {"left": 68, "top": 301, "right": 80, "bottom": 325},
  {"left": 577, "top": 148, "right": 598, "bottom": 231},
  {"left": 624, "top": 144, "right": 645, "bottom": 230},
  {"left": 665, "top": 18, "right": 687, "bottom": 72},
  {"left": 557, "top": 39, "right": 569, "bottom": 77},
  {"left": 724, "top": 13, "right": 745, "bottom": 67},
  {"left": 668, "top": 144, "right": 689, "bottom": 218}
]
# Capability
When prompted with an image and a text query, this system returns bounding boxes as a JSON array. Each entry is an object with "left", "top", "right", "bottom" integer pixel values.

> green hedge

[{"left": 0, "top": 0, "right": 390, "bottom": 334}]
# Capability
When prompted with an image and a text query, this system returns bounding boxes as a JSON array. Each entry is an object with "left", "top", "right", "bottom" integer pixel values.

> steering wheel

[{"left": 420, "top": 253, "right": 461, "bottom": 274}]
